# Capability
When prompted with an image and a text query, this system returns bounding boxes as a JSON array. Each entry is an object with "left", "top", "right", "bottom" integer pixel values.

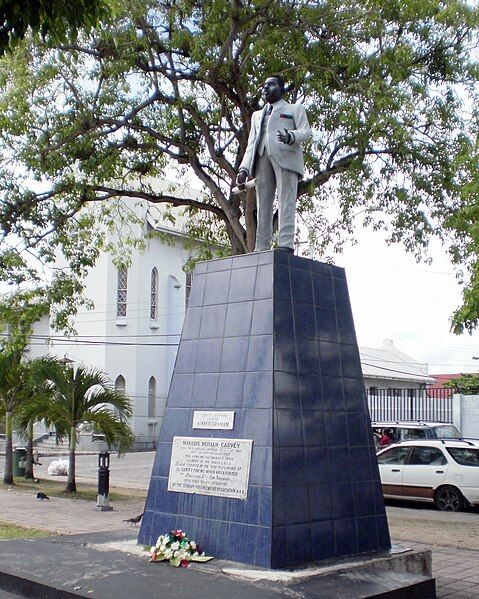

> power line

[
  {"left": 28, "top": 332, "right": 180, "bottom": 339},
  {"left": 25, "top": 339, "right": 179, "bottom": 347}
]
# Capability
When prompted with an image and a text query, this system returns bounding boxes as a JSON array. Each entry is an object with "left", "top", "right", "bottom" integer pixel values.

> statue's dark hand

[
  {"left": 277, "top": 128, "right": 292, "bottom": 145},
  {"left": 236, "top": 170, "right": 248, "bottom": 189}
]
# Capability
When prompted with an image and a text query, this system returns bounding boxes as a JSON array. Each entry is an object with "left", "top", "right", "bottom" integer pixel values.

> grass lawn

[
  {"left": 0, "top": 520, "right": 55, "bottom": 541},
  {"left": 0, "top": 478, "right": 146, "bottom": 502}
]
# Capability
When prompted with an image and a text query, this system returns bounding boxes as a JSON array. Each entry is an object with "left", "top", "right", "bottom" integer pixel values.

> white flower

[
  {"left": 150, "top": 546, "right": 157, "bottom": 556},
  {"left": 189, "top": 541, "right": 196, "bottom": 550},
  {"left": 170, "top": 541, "right": 180, "bottom": 551}
]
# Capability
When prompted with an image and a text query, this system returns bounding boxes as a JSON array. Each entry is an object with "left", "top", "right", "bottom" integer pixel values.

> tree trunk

[
  {"left": 25, "top": 419, "right": 34, "bottom": 480},
  {"left": 3, "top": 410, "right": 13, "bottom": 485},
  {"left": 66, "top": 426, "right": 76, "bottom": 493}
]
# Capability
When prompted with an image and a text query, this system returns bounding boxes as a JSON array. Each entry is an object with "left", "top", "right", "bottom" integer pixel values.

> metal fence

[{"left": 366, "top": 387, "right": 454, "bottom": 423}]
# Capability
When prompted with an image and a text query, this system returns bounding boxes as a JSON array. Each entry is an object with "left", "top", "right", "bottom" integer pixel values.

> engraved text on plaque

[{"left": 167, "top": 436, "right": 253, "bottom": 499}]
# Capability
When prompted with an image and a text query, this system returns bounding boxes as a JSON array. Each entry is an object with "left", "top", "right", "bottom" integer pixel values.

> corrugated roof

[{"left": 359, "top": 340, "right": 435, "bottom": 384}]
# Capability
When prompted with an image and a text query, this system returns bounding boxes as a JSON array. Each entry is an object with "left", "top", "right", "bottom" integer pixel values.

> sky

[{"left": 330, "top": 232, "right": 479, "bottom": 376}]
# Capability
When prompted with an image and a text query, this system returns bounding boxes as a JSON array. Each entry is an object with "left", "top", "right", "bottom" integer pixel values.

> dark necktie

[{"left": 267, "top": 104, "right": 273, "bottom": 115}]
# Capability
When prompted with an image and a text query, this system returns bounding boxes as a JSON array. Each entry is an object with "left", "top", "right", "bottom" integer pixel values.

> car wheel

[{"left": 434, "top": 486, "right": 464, "bottom": 512}]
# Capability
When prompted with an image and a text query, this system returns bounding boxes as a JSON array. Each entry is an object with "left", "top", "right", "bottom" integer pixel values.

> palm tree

[
  {"left": 0, "top": 349, "right": 28, "bottom": 484},
  {"left": 1, "top": 351, "right": 62, "bottom": 483},
  {"left": 23, "top": 357, "right": 134, "bottom": 492},
  {"left": 16, "top": 371, "right": 54, "bottom": 480}
]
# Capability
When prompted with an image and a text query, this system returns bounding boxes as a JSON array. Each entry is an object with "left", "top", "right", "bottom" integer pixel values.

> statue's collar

[{"left": 264, "top": 98, "right": 287, "bottom": 114}]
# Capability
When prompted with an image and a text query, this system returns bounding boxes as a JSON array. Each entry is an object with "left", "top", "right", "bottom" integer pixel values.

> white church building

[{"left": 28, "top": 197, "right": 199, "bottom": 450}]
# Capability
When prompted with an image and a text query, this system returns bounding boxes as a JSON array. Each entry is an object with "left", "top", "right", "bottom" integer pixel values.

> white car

[{"left": 377, "top": 439, "right": 479, "bottom": 512}]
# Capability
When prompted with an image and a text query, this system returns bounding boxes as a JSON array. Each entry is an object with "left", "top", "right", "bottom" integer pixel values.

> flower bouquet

[{"left": 149, "top": 530, "right": 213, "bottom": 567}]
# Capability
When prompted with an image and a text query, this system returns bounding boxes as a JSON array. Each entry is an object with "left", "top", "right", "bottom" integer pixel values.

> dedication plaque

[
  {"left": 192, "top": 410, "right": 235, "bottom": 430},
  {"left": 168, "top": 436, "right": 253, "bottom": 499}
]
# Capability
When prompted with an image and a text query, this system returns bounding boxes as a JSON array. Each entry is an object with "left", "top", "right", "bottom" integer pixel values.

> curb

[{"left": 0, "top": 567, "right": 83, "bottom": 598}]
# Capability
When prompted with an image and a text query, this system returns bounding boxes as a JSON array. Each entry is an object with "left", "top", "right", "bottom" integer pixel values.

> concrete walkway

[{"left": 0, "top": 488, "right": 145, "bottom": 534}]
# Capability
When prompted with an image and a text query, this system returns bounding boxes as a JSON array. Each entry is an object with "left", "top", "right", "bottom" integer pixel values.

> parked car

[
  {"left": 372, "top": 421, "right": 461, "bottom": 450},
  {"left": 376, "top": 439, "right": 479, "bottom": 512}
]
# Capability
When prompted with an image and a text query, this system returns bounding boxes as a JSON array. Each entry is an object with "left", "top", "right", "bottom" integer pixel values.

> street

[
  {"left": 387, "top": 501, "right": 479, "bottom": 551},
  {"left": 21, "top": 450, "right": 157, "bottom": 490}
]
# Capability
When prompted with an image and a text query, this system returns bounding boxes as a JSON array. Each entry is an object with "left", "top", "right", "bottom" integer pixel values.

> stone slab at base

[
  {"left": 0, "top": 531, "right": 435, "bottom": 599},
  {"left": 222, "top": 547, "right": 435, "bottom": 598}
]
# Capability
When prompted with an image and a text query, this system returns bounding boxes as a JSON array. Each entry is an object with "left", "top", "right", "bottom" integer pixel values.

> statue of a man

[{"left": 236, "top": 75, "right": 311, "bottom": 253}]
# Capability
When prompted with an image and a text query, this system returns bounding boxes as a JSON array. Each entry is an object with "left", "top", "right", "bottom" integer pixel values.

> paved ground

[
  {"left": 0, "top": 487, "right": 145, "bottom": 534},
  {"left": 407, "top": 542, "right": 479, "bottom": 599},
  {"left": 1, "top": 450, "right": 479, "bottom": 597}
]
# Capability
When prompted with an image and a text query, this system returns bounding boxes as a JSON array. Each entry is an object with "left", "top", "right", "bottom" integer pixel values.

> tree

[
  {"left": 0, "top": 0, "right": 110, "bottom": 55},
  {"left": 443, "top": 373, "right": 479, "bottom": 395},
  {"left": 0, "top": 348, "right": 55, "bottom": 484},
  {"left": 0, "top": 0, "right": 479, "bottom": 330},
  {"left": 22, "top": 358, "right": 133, "bottom": 492},
  {"left": 18, "top": 370, "right": 53, "bottom": 480},
  {"left": 0, "top": 348, "right": 28, "bottom": 484}
]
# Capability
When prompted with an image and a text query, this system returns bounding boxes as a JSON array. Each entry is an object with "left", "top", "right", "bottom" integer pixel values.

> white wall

[
  {"left": 452, "top": 394, "right": 479, "bottom": 438},
  {"left": 28, "top": 207, "right": 196, "bottom": 450}
]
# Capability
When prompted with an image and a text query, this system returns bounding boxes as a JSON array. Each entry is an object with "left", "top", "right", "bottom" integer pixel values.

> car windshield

[
  {"left": 435, "top": 425, "right": 461, "bottom": 438},
  {"left": 446, "top": 448, "right": 479, "bottom": 466}
]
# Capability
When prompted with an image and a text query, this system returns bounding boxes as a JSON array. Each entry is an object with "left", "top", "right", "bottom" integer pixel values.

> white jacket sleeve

[{"left": 289, "top": 104, "right": 311, "bottom": 145}]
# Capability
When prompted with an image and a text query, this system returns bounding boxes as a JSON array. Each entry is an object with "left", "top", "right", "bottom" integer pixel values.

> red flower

[{"left": 180, "top": 560, "right": 189, "bottom": 568}]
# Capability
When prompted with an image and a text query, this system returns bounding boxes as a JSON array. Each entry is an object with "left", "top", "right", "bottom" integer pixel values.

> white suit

[{"left": 239, "top": 99, "right": 311, "bottom": 250}]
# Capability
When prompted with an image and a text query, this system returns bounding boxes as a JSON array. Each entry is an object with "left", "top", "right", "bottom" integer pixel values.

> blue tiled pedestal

[{"left": 138, "top": 250, "right": 391, "bottom": 569}]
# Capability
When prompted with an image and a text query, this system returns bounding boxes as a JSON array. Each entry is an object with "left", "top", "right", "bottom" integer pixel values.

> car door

[
  {"left": 377, "top": 446, "right": 411, "bottom": 497},
  {"left": 401, "top": 446, "right": 449, "bottom": 500}
]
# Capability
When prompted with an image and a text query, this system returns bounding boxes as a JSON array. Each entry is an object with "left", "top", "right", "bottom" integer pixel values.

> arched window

[
  {"left": 114, "top": 375, "right": 126, "bottom": 419},
  {"left": 148, "top": 376, "right": 156, "bottom": 419},
  {"left": 117, "top": 268, "right": 128, "bottom": 318},
  {"left": 150, "top": 268, "right": 158, "bottom": 320}
]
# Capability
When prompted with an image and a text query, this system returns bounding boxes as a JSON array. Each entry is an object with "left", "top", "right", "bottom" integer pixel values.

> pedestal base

[{"left": 140, "top": 250, "right": 391, "bottom": 569}]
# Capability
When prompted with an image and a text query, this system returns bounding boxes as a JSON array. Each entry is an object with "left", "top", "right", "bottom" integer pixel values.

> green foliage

[
  {"left": 23, "top": 358, "right": 133, "bottom": 447},
  {"left": 0, "top": 347, "right": 27, "bottom": 414},
  {"left": 20, "top": 357, "right": 133, "bottom": 490},
  {"left": 0, "top": 347, "right": 45, "bottom": 483},
  {"left": 443, "top": 372, "right": 479, "bottom": 394},
  {"left": 0, "top": 0, "right": 479, "bottom": 329},
  {"left": 0, "top": 291, "right": 49, "bottom": 350},
  {"left": 0, "top": 0, "right": 110, "bottom": 55}
]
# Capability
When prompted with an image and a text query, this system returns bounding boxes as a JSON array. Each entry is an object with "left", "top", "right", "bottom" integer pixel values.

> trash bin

[{"left": 13, "top": 447, "right": 27, "bottom": 477}]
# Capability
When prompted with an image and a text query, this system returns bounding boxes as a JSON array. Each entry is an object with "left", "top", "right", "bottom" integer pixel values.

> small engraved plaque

[
  {"left": 168, "top": 436, "right": 253, "bottom": 500},
  {"left": 192, "top": 410, "right": 235, "bottom": 430}
]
